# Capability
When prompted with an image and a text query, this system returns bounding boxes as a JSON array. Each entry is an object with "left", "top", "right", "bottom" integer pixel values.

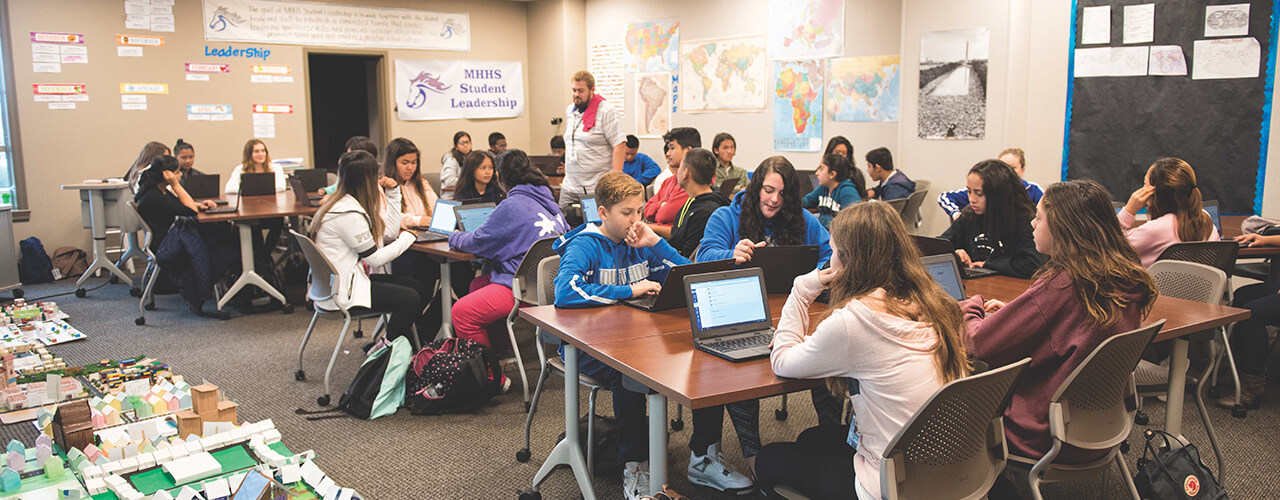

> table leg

[
  {"left": 215, "top": 223, "right": 287, "bottom": 311},
  {"left": 77, "top": 189, "right": 131, "bottom": 289},
  {"left": 529, "top": 345, "right": 595, "bottom": 499},
  {"left": 437, "top": 259, "right": 454, "bottom": 339},
  {"left": 1165, "top": 338, "right": 1190, "bottom": 439},
  {"left": 648, "top": 393, "right": 668, "bottom": 495}
]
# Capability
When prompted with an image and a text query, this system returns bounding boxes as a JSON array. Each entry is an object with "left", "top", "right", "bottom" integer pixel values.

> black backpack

[
  {"left": 406, "top": 338, "right": 502, "bottom": 415},
  {"left": 18, "top": 237, "right": 54, "bottom": 284},
  {"left": 300, "top": 337, "right": 411, "bottom": 421}
]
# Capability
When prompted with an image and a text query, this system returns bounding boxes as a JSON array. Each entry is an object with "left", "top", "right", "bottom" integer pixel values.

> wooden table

[
  {"left": 409, "top": 240, "right": 477, "bottom": 339},
  {"left": 195, "top": 191, "right": 316, "bottom": 311},
  {"left": 1221, "top": 215, "right": 1280, "bottom": 281},
  {"left": 62, "top": 182, "right": 136, "bottom": 291}
]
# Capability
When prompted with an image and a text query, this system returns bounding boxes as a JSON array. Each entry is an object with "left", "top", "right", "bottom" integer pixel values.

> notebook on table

[
  {"left": 414, "top": 199, "right": 461, "bottom": 242},
  {"left": 741, "top": 245, "right": 819, "bottom": 294},
  {"left": 454, "top": 202, "right": 497, "bottom": 232},
  {"left": 620, "top": 259, "right": 735, "bottom": 312},
  {"left": 683, "top": 267, "right": 775, "bottom": 362}
]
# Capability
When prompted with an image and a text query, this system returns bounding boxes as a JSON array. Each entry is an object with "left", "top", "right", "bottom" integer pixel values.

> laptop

[
  {"left": 202, "top": 185, "right": 240, "bottom": 214},
  {"left": 292, "top": 168, "right": 329, "bottom": 192},
  {"left": 240, "top": 172, "right": 277, "bottom": 196},
  {"left": 289, "top": 178, "right": 322, "bottom": 207},
  {"left": 683, "top": 268, "right": 775, "bottom": 362},
  {"left": 530, "top": 155, "right": 563, "bottom": 177},
  {"left": 414, "top": 199, "right": 461, "bottom": 242},
  {"left": 183, "top": 174, "right": 222, "bottom": 200},
  {"left": 621, "top": 259, "right": 735, "bottom": 312},
  {"left": 923, "top": 254, "right": 967, "bottom": 300},
  {"left": 1203, "top": 199, "right": 1224, "bottom": 234},
  {"left": 454, "top": 202, "right": 497, "bottom": 232},
  {"left": 911, "top": 235, "right": 998, "bottom": 279},
  {"left": 741, "top": 245, "right": 819, "bottom": 294},
  {"left": 581, "top": 197, "right": 602, "bottom": 224}
]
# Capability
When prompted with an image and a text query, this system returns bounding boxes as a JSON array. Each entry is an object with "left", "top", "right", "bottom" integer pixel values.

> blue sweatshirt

[
  {"left": 623, "top": 152, "right": 663, "bottom": 186},
  {"left": 449, "top": 184, "right": 568, "bottom": 288},
  {"left": 552, "top": 223, "right": 691, "bottom": 308},
  {"left": 875, "top": 170, "right": 916, "bottom": 201},
  {"left": 937, "top": 179, "right": 1045, "bottom": 218},
  {"left": 695, "top": 190, "right": 832, "bottom": 267},
  {"left": 802, "top": 179, "right": 862, "bottom": 229}
]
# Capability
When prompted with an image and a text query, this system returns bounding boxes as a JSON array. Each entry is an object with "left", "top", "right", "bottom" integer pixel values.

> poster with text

[
  {"left": 769, "top": 0, "right": 844, "bottom": 60},
  {"left": 625, "top": 19, "right": 680, "bottom": 72},
  {"left": 681, "top": 36, "right": 768, "bottom": 112},
  {"left": 589, "top": 43, "right": 626, "bottom": 119},
  {"left": 395, "top": 60, "right": 524, "bottom": 121},
  {"left": 635, "top": 72, "right": 671, "bottom": 138},
  {"left": 203, "top": 0, "right": 469, "bottom": 50},
  {"left": 773, "top": 60, "right": 824, "bottom": 152},
  {"left": 919, "top": 27, "right": 988, "bottom": 140},
  {"left": 827, "top": 55, "right": 900, "bottom": 122}
]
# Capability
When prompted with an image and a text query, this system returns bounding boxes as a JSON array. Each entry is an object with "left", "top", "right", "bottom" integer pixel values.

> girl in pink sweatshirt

[
  {"left": 755, "top": 202, "right": 970, "bottom": 500},
  {"left": 1118, "top": 157, "right": 1218, "bottom": 266}
]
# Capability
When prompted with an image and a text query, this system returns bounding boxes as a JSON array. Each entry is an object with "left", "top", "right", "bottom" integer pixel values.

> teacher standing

[{"left": 560, "top": 70, "right": 626, "bottom": 219}]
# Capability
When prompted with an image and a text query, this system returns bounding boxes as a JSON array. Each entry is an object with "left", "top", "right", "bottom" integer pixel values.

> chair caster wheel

[
  {"left": 75, "top": 288, "right": 86, "bottom": 298},
  {"left": 354, "top": 329, "right": 364, "bottom": 338},
  {"left": 215, "top": 311, "right": 232, "bottom": 320},
  {"left": 130, "top": 287, "right": 142, "bottom": 297},
  {"left": 135, "top": 317, "right": 145, "bottom": 326},
  {"left": 524, "top": 402, "right": 531, "bottom": 412},
  {"left": 1120, "top": 441, "right": 1130, "bottom": 454},
  {"left": 318, "top": 395, "right": 331, "bottom": 406},
  {"left": 1207, "top": 387, "right": 1222, "bottom": 398},
  {"left": 295, "top": 370, "right": 306, "bottom": 381},
  {"left": 1134, "top": 411, "right": 1149, "bottom": 426},
  {"left": 282, "top": 304, "right": 295, "bottom": 314},
  {"left": 775, "top": 409, "right": 788, "bottom": 421},
  {"left": 11, "top": 289, "right": 22, "bottom": 299},
  {"left": 109, "top": 276, "right": 120, "bottom": 284},
  {"left": 1231, "top": 406, "right": 1247, "bottom": 418},
  {"left": 516, "top": 449, "right": 531, "bottom": 462},
  {"left": 518, "top": 491, "right": 541, "bottom": 500},
  {"left": 670, "top": 419, "right": 684, "bottom": 431}
]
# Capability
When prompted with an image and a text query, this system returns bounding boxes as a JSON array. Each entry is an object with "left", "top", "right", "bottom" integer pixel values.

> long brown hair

[
  {"left": 959, "top": 159, "right": 1036, "bottom": 251},
  {"left": 824, "top": 202, "right": 970, "bottom": 394},
  {"left": 240, "top": 139, "right": 272, "bottom": 173},
  {"left": 311, "top": 151, "right": 384, "bottom": 241},
  {"left": 1146, "top": 158, "right": 1212, "bottom": 242},
  {"left": 125, "top": 141, "right": 170, "bottom": 184},
  {"left": 383, "top": 137, "right": 431, "bottom": 217},
  {"left": 1037, "top": 180, "right": 1157, "bottom": 327},
  {"left": 740, "top": 156, "right": 805, "bottom": 245}
]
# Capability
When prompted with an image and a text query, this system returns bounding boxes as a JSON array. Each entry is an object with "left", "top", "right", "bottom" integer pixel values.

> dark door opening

[{"left": 307, "top": 53, "right": 383, "bottom": 173}]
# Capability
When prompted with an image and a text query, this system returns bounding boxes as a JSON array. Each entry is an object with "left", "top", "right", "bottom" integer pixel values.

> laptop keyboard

[
  {"left": 626, "top": 295, "right": 658, "bottom": 309},
  {"left": 704, "top": 333, "right": 772, "bottom": 353},
  {"left": 416, "top": 232, "right": 449, "bottom": 243}
]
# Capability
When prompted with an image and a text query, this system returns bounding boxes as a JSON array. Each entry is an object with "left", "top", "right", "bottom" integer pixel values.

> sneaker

[
  {"left": 499, "top": 375, "right": 513, "bottom": 395},
  {"left": 623, "top": 461, "right": 650, "bottom": 500},
  {"left": 687, "top": 443, "right": 753, "bottom": 494}
]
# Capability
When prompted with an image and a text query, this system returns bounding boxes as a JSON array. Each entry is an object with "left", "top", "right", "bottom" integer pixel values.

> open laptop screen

[
  {"left": 689, "top": 275, "right": 769, "bottom": 336},
  {"left": 923, "top": 255, "right": 966, "bottom": 300},
  {"left": 581, "top": 197, "right": 602, "bottom": 224},
  {"left": 1202, "top": 200, "right": 1220, "bottom": 233},
  {"left": 456, "top": 204, "right": 497, "bottom": 232},
  {"left": 429, "top": 199, "right": 461, "bottom": 233}
]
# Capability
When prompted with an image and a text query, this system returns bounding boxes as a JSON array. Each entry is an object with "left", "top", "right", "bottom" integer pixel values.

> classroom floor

[{"left": 2, "top": 276, "right": 1278, "bottom": 500}]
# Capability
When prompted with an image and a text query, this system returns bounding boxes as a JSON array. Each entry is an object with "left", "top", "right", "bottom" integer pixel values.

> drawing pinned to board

[
  {"left": 1193, "top": 37, "right": 1261, "bottom": 80},
  {"left": 680, "top": 36, "right": 768, "bottom": 112},
  {"left": 625, "top": 20, "right": 680, "bottom": 73},
  {"left": 773, "top": 60, "right": 824, "bottom": 151},
  {"left": 1205, "top": 4, "right": 1250, "bottom": 38},
  {"left": 634, "top": 72, "right": 671, "bottom": 138},
  {"left": 1148, "top": 46, "right": 1187, "bottom": 76},
  {"left": 1080, "top": 5, "right": 1111, "bottom": 45},
  {"left": 1110, "top": 47, "right": 1149, "bottom": 77},
  {"left": 1123, "top": 4, "right": 1154, "bottom": 44},
  {"left": 588, "top": 43, "right": 626, "bottom": 119},
  {"left": 768, "top": 0, "right": 844, "bottom": 60},
  {"left": 919, "top": 27, "right": 988, "bottom": 140}
]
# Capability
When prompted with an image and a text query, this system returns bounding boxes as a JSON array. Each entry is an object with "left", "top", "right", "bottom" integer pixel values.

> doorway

[{"left": 306, "top": 53, "right": 385, "bottom": 173}]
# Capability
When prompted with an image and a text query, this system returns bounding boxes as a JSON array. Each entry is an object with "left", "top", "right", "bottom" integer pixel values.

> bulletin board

[{"left": 1063, "top": 0, "right": 1280, "bottom": 214}]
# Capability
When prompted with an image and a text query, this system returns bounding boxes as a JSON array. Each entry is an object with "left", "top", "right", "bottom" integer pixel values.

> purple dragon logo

[{"left": 406, "top": 71, "right": 451, "bottom": 109}]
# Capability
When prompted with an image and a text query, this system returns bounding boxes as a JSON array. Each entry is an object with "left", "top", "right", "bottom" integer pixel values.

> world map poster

[
  {"left": 625, "top": 19, "right": 680, "bottom": 72},
  {"left": 773, "top": 60, "right": 824, "bottom": 151},
  {"left": 826, "top": 55, "right": 900, "bottom": 122},
  {"left": 635, "top": 72, "right": 672, "bottom": 138},
  {"left": 769, "top": 0, "right": 844, "bottom": 60},
  {"left": 681, "top": 36, "right": 768, "bottom": 112}
]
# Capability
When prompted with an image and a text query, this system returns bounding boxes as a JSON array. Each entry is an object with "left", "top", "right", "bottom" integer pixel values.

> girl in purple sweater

[{"left": 962, "top": 180, "right": 1157, "bottom": 465}]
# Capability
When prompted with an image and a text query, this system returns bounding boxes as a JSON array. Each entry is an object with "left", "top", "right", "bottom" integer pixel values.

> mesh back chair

[
  {"left": 516, "top": 255, "right": 608, "bottom": 480},
  {"left": 900, "top": 180, "right": 931, "bottom": 234},
  {"left": 505, "top": 237, "right": 560, "bottom": 405},
  {"left": 289, "top": 230, "right": 394, "bottom": 407},
  {"left": 114, "top": 201, "right": 147, "bottom": 279},
  {"left": 1008, "top": 320, "right": 1165, "bottom": 500},
  {"left": 886, "top": 197, "right": 908, "bottom": 215},
  {"left": 124, "top": 201, "right": 160, "bottom": 326},
  {"left": 424, "top": 171, "right": 442, "bottom": 196}
]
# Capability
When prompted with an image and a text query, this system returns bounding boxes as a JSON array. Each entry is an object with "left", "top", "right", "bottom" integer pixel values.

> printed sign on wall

[
  {"left": 394, "top": 60, "right": 524, "bottom": 121},
  {"left": 203, "top": 0, "right": 469, "bottom": 51}
]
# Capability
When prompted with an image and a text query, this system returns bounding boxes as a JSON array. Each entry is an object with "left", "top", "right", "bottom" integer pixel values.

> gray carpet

[{"left": 3, "top": 276, "right": 1278, "bottom": 500}]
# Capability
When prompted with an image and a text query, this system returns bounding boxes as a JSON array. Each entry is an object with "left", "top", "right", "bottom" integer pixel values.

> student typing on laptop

[
  {"left": 940, "top": 159, "right": 1046, "bottom": 279},
  {"left": 134, "top": 156, "right": 217, "bottom": 253},
  {"left": 552, "top": 172, "right": 754, "bottom": 499}
]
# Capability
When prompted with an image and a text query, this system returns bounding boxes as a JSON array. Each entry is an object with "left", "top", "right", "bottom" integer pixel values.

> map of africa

[
  {"left": 680, "top": 36, "right": 767, "bottom": 112},
  {"left": 827, "top": 55, "right": 900, "bottom": 122},
  {"left": 773, "top": 60, "right": 824, "bottom": 152},
  {"left": 625, "top": 20, "right": 680, "bottom": 72},
  {"left": 769, "top": 0, "right": 844, "bottom": 60}
]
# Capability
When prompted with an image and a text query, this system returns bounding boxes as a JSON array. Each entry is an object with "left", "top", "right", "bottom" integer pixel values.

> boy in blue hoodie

[
  {"left": 802, "top": 153, "right": 863, "bottom": 229},
  {"left": 553, "top": 171, "right": 753, "bottom": 499}
]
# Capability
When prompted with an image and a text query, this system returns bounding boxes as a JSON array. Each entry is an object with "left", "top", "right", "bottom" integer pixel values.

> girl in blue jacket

[{"left": 803, "top": 154, "right": 863, "bottom": 229}]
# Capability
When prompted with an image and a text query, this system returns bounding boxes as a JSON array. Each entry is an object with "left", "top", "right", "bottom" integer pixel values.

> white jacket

[
  {"left": 310, "top": 188, "right": 413, "bottom": 311},
  {"left": 440, "top": 152, "right": 460, "bottom": 190}
]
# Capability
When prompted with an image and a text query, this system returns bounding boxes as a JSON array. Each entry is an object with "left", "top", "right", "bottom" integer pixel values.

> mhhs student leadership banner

[{"left": 395, "top": 60, "right": 524, "bottom": 121}]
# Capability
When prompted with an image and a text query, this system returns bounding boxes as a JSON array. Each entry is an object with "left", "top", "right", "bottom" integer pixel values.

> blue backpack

[{"left": 18, "top": 237, "right": 54, "bottom": 284}]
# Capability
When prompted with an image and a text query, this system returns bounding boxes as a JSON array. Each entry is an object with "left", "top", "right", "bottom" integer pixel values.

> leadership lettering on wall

[{"left": 394, "top": 60, "right": 524, "bottom": 121}]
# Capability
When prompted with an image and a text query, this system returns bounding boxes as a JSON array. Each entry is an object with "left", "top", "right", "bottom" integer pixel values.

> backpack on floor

[
  {"left": 51, "top": 247, "right": 89, "bottom": 279},
  {"left": 405, "top": 338, "right": 502, "bottom": 415},
  {"left": 302, "top": 336, "right": 412, "bottom": 421},
  {"left": 1135, "top": 429, "right": 1228, "bottom": 500},
  {"left": 18, "top": 237, "right": 54, "bottom": 284}
]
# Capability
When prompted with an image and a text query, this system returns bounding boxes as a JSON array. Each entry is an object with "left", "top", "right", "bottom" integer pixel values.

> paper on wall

[
  {"left": 1123, "top": 4, "right": 1154, "bottom": 44},
  {"left": 210, "top": 114, "right": 233, "bottom": 121},
  {"left": 49, "top": 102, "right": 75, "bottom": 110},
  {"left": 1205, "top": 4, "right": 1250, "bottom": 38},
  {"left": 60, "top": 45, "right": 87, "bottom": 56},
  {"left": 33, "top": 95, "right": 61, "bottom": 102},
  {"left": 30, "top": 44, "right": 58, "bottom": 54},
  {"left": 186, "top": 74, "right": 210, "bottom": 81},
  {"left": 123, "top": 103, "right": 147, "bottom": 111},
  {"left": 1193, "top": 37, "right": 1261, "bottom": 79},
  {"left": 1074, "top": 47, "right": 1111, "bottom": 77},
  {"left": 126, "top": 15, "right": 150, "bottom": 30},
  {"left": 32, "top": 53, "right": 59, "bottom": 63},
  {"left": 1081, "top": 6, "right": 1111, "bottom": 45},
  {"left": 250, "top": 75, "right": 272, "bottom": 83},
  {"left": 252, "top": 113, "right": 276, "bottom": 138},
  {"left": 61, "top": 54, "right": 88, "bottom": 64},
  {"left": 272, "top": 76, "right": 293, "bottom": 83},
  {"left": 1148, "top": 46, "right": 1187, "bottom": 76},
  {"left": 121, "top": 95, "right": 147, "bottom": 103},
  {"left": 63, "top": 94, "right": 88, "bottom": 102},
  {"left": 124, "top": 1, "right": 150, "bottom": 15},
  {"left": 1110, "top": 46, "right": 1149, "bottom": 77},
  {"left": 32, "top": 63, "right": 60, "bottom": 73},
  {"left": 187, "top": 114, "right": 211, "bottom": 120}
]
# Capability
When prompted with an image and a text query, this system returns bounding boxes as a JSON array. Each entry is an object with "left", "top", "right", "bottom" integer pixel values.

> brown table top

[
  {"left": 194, "top": 192, "right": 317, "bottom": 223},
  {"left": 409, "top": 239, "right": 477, "bottom": 261}
]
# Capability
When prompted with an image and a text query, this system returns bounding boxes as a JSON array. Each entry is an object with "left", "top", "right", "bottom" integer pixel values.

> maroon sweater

[{"left": 961, "top": 272, "right": 1145, "bottom": 461}]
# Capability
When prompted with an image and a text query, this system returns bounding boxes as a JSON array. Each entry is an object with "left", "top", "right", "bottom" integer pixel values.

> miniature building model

[{"left": 51, "top": 399, "right": 94, "bottom": 452}]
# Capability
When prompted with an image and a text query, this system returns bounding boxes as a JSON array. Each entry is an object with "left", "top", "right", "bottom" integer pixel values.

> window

[{"left": 0, "top": 1, "right": 24, "bottom": 218}]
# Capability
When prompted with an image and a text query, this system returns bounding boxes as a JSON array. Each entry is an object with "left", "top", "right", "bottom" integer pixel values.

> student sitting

[
  {"left": 173, "top": 139, "right": 205, "bottom": 180},
  {"left": 823, "top": 135, "right": 868, "bottom": 199},
  {"left": 961, "top": 179, "right": 1156, "bottom": 466},
  {"left": 135, "top": 156, "right": 216, "bottom": 253},
  {"left": 938, "top": 147, "right": 1043, "bottom": 219},
  {"left": 310, "top": 151, "right": 429, "bottom": 344},
  {"left": 1118, "top": 157, "right": 1218, "bottom": 267},
  {"left": 224, "top": 139, "right": 286, "bottom": 193},
  {"left": 941, "top": 159, "right": 1046, "bottom": 279},
  {"left": 710, "top": 133, "right": 749, "bottom": 194},
  {"left": 450, "top": 150, "right": 569, "bottom": 385},
  {"left": 550, "top": 135, "right": 566, "bottom": 175},
  {"left": 668, "top": 148, "right": 731, "bottom": 257},
  {"left": 488, "top": 131, "right": 507, "bottom": 155},
  {"left": 622, "top": 134, "right": 662, "bottom": 186},
  {"left": 1221, "top": 232, "right": 1280, "bottom": 409},
  {"left": 124, "top": 141, "right": 170, "bottom": 192},
  {"left": 452, "top": 151, "right": 505, "bottom": 203},
  {"left": 323, "top": 136, "right": 378, "bottom": 195},
  {"left": 802, "top": 154, "right": 863, "bottom": 229},
  {"left": 756, "top": 202, "right": 970, "bottom": 500},
  {"left": 553, "top": 172, "right": 753, "bottom": 499},
  {"left": 440, "top": 131, "right": 471, "bottom": 190},
  {"left": 644, "top": 128, "right": 695, "bottom": 238},
  {"left": 863, "top": 147, "right": 914, "bottom": 200}
]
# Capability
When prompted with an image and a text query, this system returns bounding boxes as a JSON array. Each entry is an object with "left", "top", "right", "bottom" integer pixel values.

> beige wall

[
  {"left": 526, "top": 0, "right": 587, "bottom": 150},
  {"left": 9, "top": 0, "right": 531, "bottom": 249}
]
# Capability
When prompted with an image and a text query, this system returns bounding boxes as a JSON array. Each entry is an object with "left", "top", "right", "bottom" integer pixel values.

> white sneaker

[
  {"left": 686, "top": 443, "right": 753, "bottom": 494},
  {"left": 623, "top": 460, "right": 650, "bottom": 500}
]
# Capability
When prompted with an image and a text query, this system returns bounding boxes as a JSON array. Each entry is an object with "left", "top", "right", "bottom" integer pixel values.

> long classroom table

[
  {"left": 408, "top": 240, "right": 477, "bottom": 340},
  {"left": 195, "top": 191, "right": 317, "bottom": 311}
]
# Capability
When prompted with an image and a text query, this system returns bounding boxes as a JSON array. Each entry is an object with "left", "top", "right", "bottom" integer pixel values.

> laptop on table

[
  {"left": 911, "top": 235, "right": 998, "bottom": 279},
  {"left": 240, "top": 172, "right": 277, "bottom": 196},
  {"left": 683, "top": 267, "right": 775, "bottom": 362},
  {"left": 923, "top": 254, "right": 967, "bottom": 301},
  {"left": 741, "top": 245, "right": 819, "bottom": 294},
  {"left": 202, "top": 187, "right": 240, "bottom": 214},
  {"left": 621, "top": 259, "right": 736, "bottom": 312},
  {"left": 183, "top": 174, "right": 223, "bottom": 201},
  {"left": 454, "top": 202, "right": 497, "bottom": 232},
  {"left": 289, "top": 178, "right": 322, "bottom": 207},
  {"left": 292, "top": 168, "right": 329, "bottom": 192},
  {"left": 414, "top": 199, "right": 461, "bottom": 242}
]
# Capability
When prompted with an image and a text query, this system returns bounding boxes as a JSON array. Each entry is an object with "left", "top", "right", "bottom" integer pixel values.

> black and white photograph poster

[{"left": 919, "top": 27, "right": 989, "bottom": 140}]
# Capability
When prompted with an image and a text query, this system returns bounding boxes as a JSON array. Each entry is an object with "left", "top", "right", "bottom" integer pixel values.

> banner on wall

[
  {"left": 394, "top": 60, "right": 524, "bottom": 121},
  {"left": 202, "top": 0, "right": 469, "bottom": 51}
]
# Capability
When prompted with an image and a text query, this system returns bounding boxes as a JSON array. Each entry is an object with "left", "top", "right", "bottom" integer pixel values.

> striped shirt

[{"left": 563, "top": 100, "right": 624, "bottom": 191}]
